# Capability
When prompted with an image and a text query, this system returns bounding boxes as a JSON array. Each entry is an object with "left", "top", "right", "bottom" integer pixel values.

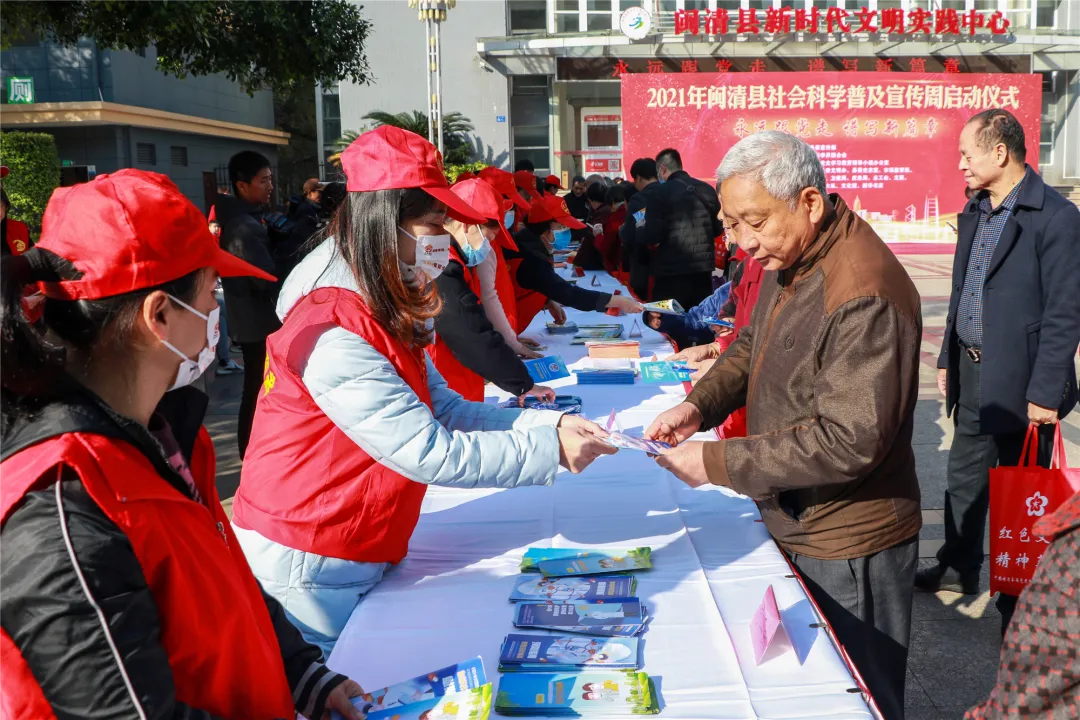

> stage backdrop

[{"left": 621, "top": 72, "right": 1040, "bottom": 244}]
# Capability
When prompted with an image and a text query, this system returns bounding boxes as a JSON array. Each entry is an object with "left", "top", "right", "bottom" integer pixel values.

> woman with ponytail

[
  {"left": 0, "top": 170, "right": 364, "bottom": 719},
  {"left": 231, "top": 127, "right": 616, "bottom": 655}
]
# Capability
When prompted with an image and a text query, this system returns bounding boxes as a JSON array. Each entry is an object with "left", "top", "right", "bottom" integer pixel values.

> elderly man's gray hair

[{"left": 715, "top": 131, "right": 827, "bottom": 208}]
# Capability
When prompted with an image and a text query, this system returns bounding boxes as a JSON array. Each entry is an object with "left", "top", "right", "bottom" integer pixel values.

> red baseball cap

[
  {"left": 35, "top": 169, "right": 275, "bottom": 301},
  {"left": 544, "top": 174, "right": 564, "bottom": 190},
  {"left": 450, "top": 179, "right": 518, "bottom": 251},
  {"left": 513, "top": 170, "right": 539, "bottom": 194},
  {"left": 527, "top": 194, "right": 587, "bottom": 230},
  {"left": 340, "top": 126, "right": 485, "bottom": 225},
  {"left": 478, "top": 167, "right": 530, "bottom": 211}
]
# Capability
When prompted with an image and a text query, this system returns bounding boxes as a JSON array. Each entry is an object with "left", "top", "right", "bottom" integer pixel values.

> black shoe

[{"left": 915, "top": 563, "right": 980, "bottom": 595}]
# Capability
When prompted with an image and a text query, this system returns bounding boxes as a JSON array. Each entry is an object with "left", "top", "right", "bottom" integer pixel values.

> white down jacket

[{"left": 275, "top": 238, "right": 563, "bottom": 489}]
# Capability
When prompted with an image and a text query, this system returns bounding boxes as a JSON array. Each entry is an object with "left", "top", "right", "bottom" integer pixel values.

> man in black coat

[
  {"left": 917, "top": 109, "right": 1080, "bottom": 634},
  {"left": 640, "top": 148, "right": 721, "bottom": 309},
  {"left": 619, "top": 158, "right": 663, "bottom": 300}
]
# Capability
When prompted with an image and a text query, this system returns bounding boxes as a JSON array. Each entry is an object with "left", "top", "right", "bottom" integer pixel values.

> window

[
  {"left": 1039, "top": 70, "right": 1060, "bottom": 166},
  {"left": 509, "top": 0, "right": 546, "bottom": 33},
  {"left": 586, "top": 0, "right": 613, "bottom": 31},
  {"left": 136, "top": 143, "right": 156, "bottom": 166},
  {"left": 1036, "top": 0, "right": 1060, "bottom": 29},
  {"left": 555, "top": 0, "right": 580, "bottom": 32},
  {"left": 322, "top": 91, "right": 342, "bottom": 145},
  {"left": 510, "top": 75, "right": 550, "bottom": 175},
  {"left": 170, "top": 146, "right": 188, "bottom": 167}
]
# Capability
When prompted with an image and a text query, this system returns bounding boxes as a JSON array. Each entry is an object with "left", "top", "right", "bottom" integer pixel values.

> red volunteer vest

[
  {"left": 507, "top": 255, "right": 549, "bottom": 335},
  {"left": 427, "top": 246, "right": 485, "bottom": 402},
  {"left": 3, "top": 218, "right": 30, "bottom": 255},
  {"left": 0, "top": 430, "right": 294, "bottom": 719},
  {"left": 232, "top": 287, "right": 432, "bottom": 564},
  {"left": 491, "top": 242, "right": 519, "bottom": 333}
]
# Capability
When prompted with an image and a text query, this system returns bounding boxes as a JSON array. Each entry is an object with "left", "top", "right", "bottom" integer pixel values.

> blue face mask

[
  {"left": 553, "top": 228, "right": 572, "bottom": 250},
  {"left": 461, "top": 235, "right": 493, "bottom": 267},
  {"left": 504, "top": 209, "right": 515, "bottom": 229}
]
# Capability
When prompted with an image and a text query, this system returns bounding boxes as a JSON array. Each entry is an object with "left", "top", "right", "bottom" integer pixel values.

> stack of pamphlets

[
  {"left": 498, "top": 635, "right": 641, "bottom": 672},
  {"left": 512, "top": 600, "right": 648, "bottom": 637},
  {"left": 585, "top": 341, "right": 640, "bottom": 359},
  {"left": 507, "top": 574, "right": 637, "bottom": 603},
  {"left": 546, "top": 321, "right": 579, "bottom": 335},
  {"left": 337, "top": 658, "right": 490, "bottom": 719},
  {"left": 574, "top": 368, "right": 636, "bottom": 385},
  {"left": 519, "top": 548, "right": 651, "bottom": 573},
  {"left": 494, "top": 671, "right": 660, "bottom": 715},
  {"left": 570, "top": 325, "right": 624, "bottom": 344},
  {"left": 641, "top": 299, "right": 685, "bottom": 315},
  {"left": 362, "top": 686, "right": 492, "bottom": 720},
  {"left": 537, "top": 549, "right": 652, "bottom": 577}
]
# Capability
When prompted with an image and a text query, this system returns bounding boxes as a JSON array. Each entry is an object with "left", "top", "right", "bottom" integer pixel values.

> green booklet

[
  {"left": 519, "top": 547, "right": 651, "bottom": 573},
  {"left": 538, "top": 548, "right": 652, "bottom": 577},
  {"left": 495, "top": 671, "right": 659, "bottom": 715}
]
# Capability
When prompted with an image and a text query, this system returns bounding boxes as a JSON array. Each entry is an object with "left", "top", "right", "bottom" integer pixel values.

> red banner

[{"left": 621, "top": 72, "right": 1040, "bottom": 243}]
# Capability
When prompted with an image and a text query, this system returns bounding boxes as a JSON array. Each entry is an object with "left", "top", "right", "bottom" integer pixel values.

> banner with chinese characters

[{"left": 621, "top": 72, "right": 1040, "bottom": 244}]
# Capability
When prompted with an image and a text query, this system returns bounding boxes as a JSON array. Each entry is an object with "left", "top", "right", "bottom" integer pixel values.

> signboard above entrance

[{"left": 669, "top": 6, "right": 1011, "bottom": 37}]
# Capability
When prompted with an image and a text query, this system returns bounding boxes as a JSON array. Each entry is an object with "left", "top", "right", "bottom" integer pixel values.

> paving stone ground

[{"left": 205, "top": 250, "right": 1080, "bottom": 720}]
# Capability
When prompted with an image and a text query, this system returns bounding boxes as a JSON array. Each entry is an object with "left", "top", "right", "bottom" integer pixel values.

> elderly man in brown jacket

[{"left": 646, "top": 131, "right": 922, "bottom": 720}]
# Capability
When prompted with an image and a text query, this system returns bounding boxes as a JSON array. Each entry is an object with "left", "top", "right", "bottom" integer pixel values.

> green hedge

[
  {"left": 445, "top": 161, "right": 487, "bottom": 184},
  {"left": 0, "top": 131, "right": 60, "bottom": 233}
]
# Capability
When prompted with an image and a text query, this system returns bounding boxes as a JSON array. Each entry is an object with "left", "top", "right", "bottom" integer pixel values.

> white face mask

[
  {"left": 398, "top": 226, "right": 452, "bottom": 281},
  {"left": 160, "top": 295, "right": 220, "bottom": 391}
]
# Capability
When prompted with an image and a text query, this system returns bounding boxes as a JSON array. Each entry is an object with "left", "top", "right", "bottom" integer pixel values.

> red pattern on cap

[{"left": 35, "top": 169, "right": 274, "bottom": 301}]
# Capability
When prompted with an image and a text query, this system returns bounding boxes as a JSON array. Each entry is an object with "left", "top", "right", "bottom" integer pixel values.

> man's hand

[
  {"left": 644, "top": 402, "right": 704, "bottom": 446},
  {"left": 546, "top": 300, "right": 567, "bottom": 325},
  {"left": 1028, "top": 402, "right": 1059, "bottom": 425},
  {"left": 514, "top": 344, "right": 543, "bottom": 359},
  {"left": 710, "top": 318, "right": 735, "bottom": 338},
  {"left": 645, "top": 311, "right": 662, "bottom": 330},
  {"left": 687, "top": 358, "right": 716, "bottom": 385},
  {"left": 937, "top": 368, "right": 947, "bottom": 397},
  {"left": 668, "top": 343, "right": 719, "bottom": 364},
  {"left": 656, "top": 441, "right": 711, "bottom": 488},
  {"left": 521, "top": 385, "right": 556, "bottom": 404},
  {"left": 607, "top": 295, "right": 643, "bottom": 315},
  {"left": 557, "top": 414, "right": 610, "bottom": 437},
  {"left": 518, "top": 335, "right": 544, "bottom": 350},
  {"left": 322, "top": 679, "right": 365, "bottom": 720}
]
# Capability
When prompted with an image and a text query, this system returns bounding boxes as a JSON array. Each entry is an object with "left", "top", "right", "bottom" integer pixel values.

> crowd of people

[{"left": 0, "top": 107, "right": 1077, "bottom": 719}]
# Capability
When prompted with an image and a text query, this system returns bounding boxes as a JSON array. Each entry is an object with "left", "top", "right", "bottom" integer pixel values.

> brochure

[
  {"left": 499, "top": 635, "right": 641, "bottom": 672},
  {"left": 639, "top": 361, "right": 692, "bottom": 384},
  {"left": 508, "top": 574, "right": 637, "bottom": 603},
  {"left": 351, "top": 657, "right": 487, "bottom": 714},
  {"left": 363, "top": 684, "right": 493, "bottom": 720},
  {"left": 538, "top": 549, "right": 653, "bottom": 577},
  {"left": 494, "top": 671, "right": 659, "bottom": 715},
  {"left": 570, "top": 325, "right": 624, "bottom": 344},
  {"left": 513, "top": 601, "right": 647, "bottom": 637},
  {"left": 520, "top": 547, "right": 652, "bottom": 573},
  {"left": 641, "top": 299, "right": 685, "bottom": 315},
  {"left": 574, "top": 369, "right": 636, "bottom": 385},
  {"left": 702, "top": 316, "right": 735, "bottom": 328},
  {"left": 600, "top": 433, "right": 672, "bottom": 455},
  {"left": 522, "top": 356, "right": 570, "bottom": 383},
  {"left": 546, "top": 321, "right": 579, "bottom": 335},
  {"left": 498, "top": 395, "right": 582, "bottom": 414}
]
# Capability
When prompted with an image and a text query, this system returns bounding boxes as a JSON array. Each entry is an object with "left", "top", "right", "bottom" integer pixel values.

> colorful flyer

[
  {"left": 639, "top": 361, "right": 692, "bottom": 384},
  {"left": 508, "top": 574, "right": 637, "bottom": 603},
  {"left": 522, "top": 356, "right": 570, "bottom": 383},
  {"left": 494, "top": 671, "right": 659, "bottom": 715},
  {"left": 499, "top": 635, "right": 641, "bottom": 671},
  {"left": 642, "top": 299, "right": 685, "bottom": 315},
  {"left": 350, "top": 657, "right": 487, "bottom": 714},
  {"left": 537, "top": 549, "right": 652, "bottom": 577},
  {"left": 519, "top": 547, "right": 651, "bottom": 573},
  {"left": 363, "top": 684, "right": 492, "bottom": 720}
]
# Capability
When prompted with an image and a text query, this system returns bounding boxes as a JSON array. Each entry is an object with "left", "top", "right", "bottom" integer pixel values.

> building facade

[
  {"left": 323, "top": 0, "right": 1078, "bottom": 195},
  {"left": 1, "top": 38, "right": 289, "bottom": 211}
]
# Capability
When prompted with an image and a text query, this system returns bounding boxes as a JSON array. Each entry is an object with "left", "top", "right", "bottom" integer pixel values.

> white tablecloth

[{"left": 328, "top": 269, "right": 877, "bottom": 719}]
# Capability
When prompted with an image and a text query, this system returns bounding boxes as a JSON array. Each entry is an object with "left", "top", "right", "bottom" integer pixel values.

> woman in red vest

[
  {"left": 428, "top": 178, "right": 556, "bottom": 402},
  {"left": 231, "top": 127, "right": 616, "bottom": 656},
  {"left": 0, "top": 170, "right": 363, "bottom": 719}
]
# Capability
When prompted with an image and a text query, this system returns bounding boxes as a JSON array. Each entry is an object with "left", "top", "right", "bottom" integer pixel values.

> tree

[
  {"left": 0, "top": 132, "right": 61, "bottom": 234},
  {"left": 362, "top": 111, "right": 476, "bottom": 164},
  {"left": 1, "top": 1, "right": 372, "bottom": 95}
]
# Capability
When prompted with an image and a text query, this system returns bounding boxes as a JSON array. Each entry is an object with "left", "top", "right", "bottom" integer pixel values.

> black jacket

[
  {"left": 216, "top": 194, "right": 283, "bottom": 344},
  {"left": 620, "top": 181, "right": 663, "bottom": 293},
  {"left": 433, "top": 243, "right": 536, "bottom": 395},
  {"left": 640, "top": 170, "right": 721, "bottom": 277},
  {"left": 0, "top": 386, "right": 344, "bottom": 719},
  {"left": 508, "top": 228, "right": 612, "bottom": 312},
  {"left": 939, "top": 167, "right": 1080, "bottom": 434}
]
